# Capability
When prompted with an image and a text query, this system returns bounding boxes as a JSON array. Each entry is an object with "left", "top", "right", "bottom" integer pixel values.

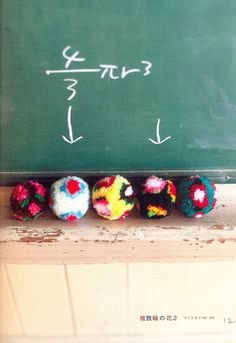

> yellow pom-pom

[{"left": 92, "top": 175, "right": 134, "bottom": 220}]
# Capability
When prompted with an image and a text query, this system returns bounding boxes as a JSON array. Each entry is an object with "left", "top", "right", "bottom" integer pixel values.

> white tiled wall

[{"left": 0, "top": 262, "right": 236, "bottom": 341}]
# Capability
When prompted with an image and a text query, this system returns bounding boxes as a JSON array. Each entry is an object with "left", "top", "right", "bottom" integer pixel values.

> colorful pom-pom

[
  {"left": 49, "top": 176, "right": 90, "bottom": 221},
  {"left": 137, "top": 176, "right": 176, "bottom": 219},
  {"left": 10, "top": 181, "right": 47, "bottom": 221},
  {"left": 92, "top": 175, "right": 135, "bottom": 220},
  {"left": 177, "top": 176, "right": 218, "bottom": 218}
]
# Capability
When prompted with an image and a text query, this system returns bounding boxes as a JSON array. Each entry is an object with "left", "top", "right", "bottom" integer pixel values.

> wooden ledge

[{"left": 0, "top": 185, "right": 236, "bottom": 264}]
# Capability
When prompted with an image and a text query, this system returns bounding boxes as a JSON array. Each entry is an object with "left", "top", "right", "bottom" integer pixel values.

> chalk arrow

[
  {"left": 148, "top": 117, "right": 171, "bottom": 145},
  {"left": 62, "top": 105, "right": 83, "bottom": 144}
]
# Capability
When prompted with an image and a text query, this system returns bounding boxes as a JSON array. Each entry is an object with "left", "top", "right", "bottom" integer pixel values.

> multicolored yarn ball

[
  {"left": 10, "top": 181, "right": 47, "bottom": 221},
  {"left": 177, "top": 176, "right": 218, "bottom": 219},
  {"left": 137, "top": 176, "right": 177, "bottom": 219},
  {"left": 49, "top": 176, "right": 90, "bottom": 221},
  {"left": 92, "top": 175, "right": 135, "bottom": 220}
]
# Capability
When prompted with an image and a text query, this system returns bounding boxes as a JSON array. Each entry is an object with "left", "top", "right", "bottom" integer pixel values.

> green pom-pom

[{"left": 177, "top": 176, "right": 217, "bottom": 218}]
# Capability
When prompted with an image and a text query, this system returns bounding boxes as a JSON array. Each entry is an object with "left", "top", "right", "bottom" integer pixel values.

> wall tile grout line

[
  {"left": 63, "top": 265, "right": 77, "bottom": 336},
  {"left": 4, "top": 264, "right": 26, "bottom": 336}
]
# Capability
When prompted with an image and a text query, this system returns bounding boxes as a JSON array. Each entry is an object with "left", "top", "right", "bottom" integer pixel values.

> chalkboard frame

[{"left": 1, "top": 169, "right": 236, "bottom": 186}]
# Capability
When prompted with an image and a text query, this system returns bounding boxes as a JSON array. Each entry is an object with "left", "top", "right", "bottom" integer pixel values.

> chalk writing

[
  {"left": 142, "top": 60, "right": 152, "bottom": 76},
  {"left": 121, "top": 66, "right": 140, "bottom": 79},
  {"left": 46, "top": 46, "right": 170, "bottom": 146},
  {"left": 62, "top": 105, "right": 83, "bottom": 144},
  {"left": 62, "top": 46, "right": 85, "bottom": 69},
  {"left": 46, "top": 46, "right": 152, "bottom": 79},
  {"left": 63, "top": 79, "right": 78, "bottom": 101},
  {"left": 46, "top": 68, "right": 101, "bottom": 75},
  {"left": 61, "top": 48, "right": 84, "bottom": 143},
  {"left": 148, "top": 118, "right": 171, "bottom": 145},
  {"left": 100, "top": 64, "right": 119, "bottom": 79}
]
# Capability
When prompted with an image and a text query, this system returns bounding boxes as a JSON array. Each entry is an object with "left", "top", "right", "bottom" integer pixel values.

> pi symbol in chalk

[{"left": 62, "top": 46, "right": 86, "bottom": 69}]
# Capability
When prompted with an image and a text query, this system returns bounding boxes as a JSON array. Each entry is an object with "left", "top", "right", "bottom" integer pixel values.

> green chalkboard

[{"left": 1, "top": 0, "right": 236, "bottom": 179}]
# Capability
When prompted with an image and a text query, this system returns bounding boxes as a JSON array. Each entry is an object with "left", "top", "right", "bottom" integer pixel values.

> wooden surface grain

[{"left": 0, "top": 185, "right": 236, "bottom": 263}]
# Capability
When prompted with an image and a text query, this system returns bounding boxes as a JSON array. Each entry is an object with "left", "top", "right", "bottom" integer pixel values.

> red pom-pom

[{"left": 10, "top": 181, "right": 47, "bottom": 221}]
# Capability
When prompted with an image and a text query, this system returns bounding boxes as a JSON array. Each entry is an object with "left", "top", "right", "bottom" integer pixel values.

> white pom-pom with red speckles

[{"left": 49, "top": 176, "right": 90, "bottom": 221}]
